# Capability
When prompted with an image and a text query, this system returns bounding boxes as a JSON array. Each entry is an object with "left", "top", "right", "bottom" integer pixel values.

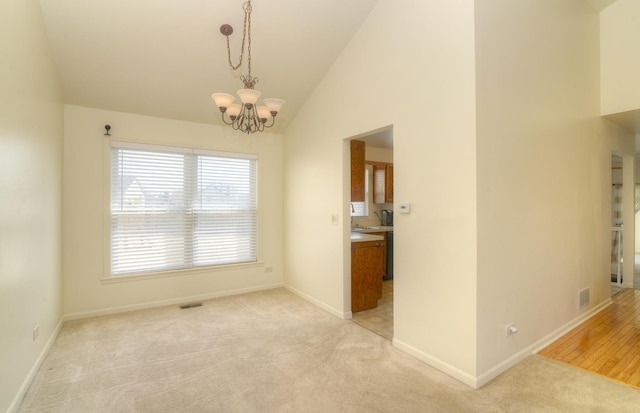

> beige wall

[
  {"left": 601, "top": 0, "right": 640, "bottom": 115},
  {"left": 284, "top": 0, "right": 480, "bottom": 385},
  {"left": 3, "top": 2, "right": 638, "bottom": 407},
  {"left": 474, "top": 0, "right": 634, "bottom": 381},
  {"left": 365, "top": 146, "right": 393, "bottom": 164},
  {"left": 285, "top": 0, "right": 635, "bottom": 388},
  {"left": 63, "top": 105, "right": 284, "bottom": 318},
  {"left": 0, "top": 0, "right": 64, "bottom": 411}
]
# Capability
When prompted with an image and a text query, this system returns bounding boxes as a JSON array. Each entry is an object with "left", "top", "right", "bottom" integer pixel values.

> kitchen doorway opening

[{"left": 347, "top": 126, "right": 394, "bottom": 340}]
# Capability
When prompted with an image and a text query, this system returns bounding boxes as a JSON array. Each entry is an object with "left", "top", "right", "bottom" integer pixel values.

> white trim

[
  {"left": 476, "top": 297, "right": 613, "bottom": 387},
  {"left": 8, "top": 317, "right": 64, "bottom": 413},
  {"left": 101, "top": 261, "right": 265, "bottom": 284},
  {"left": 110, "top": 140, "right": 258, "bottom": 160},
  {"left": 64, "top": 283, "right": 282, "bottom": 321},
  {"left": 103, "top": 140, "right": 262, "bottom": 279},
  {"left": 392, "top": 338, "right": 479, "bottom": 388},
  {"left": 530, "top": 297, "right": 613, "bottom": 354},
  {"left": 110, "top": 140, "right": 193, "bottom": 154},
  {"left": 284, "top": 284, "right": 351, "bottom": 320},
  {"left": 393, "top": 297, "right": 613, "bottom": 389}
]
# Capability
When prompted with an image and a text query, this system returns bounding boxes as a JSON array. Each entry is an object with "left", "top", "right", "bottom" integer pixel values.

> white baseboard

[
  {"left": 477, "top": 297, "right": 613, "bottom": 387},
  {"left": 283, "top": 284, "right": 350, "bottom": 319},
  {"left": 393, "top": 338, "right": 479, "bottom": 388},
  {"left": 15, "top": 283, "right": 613, "bottom": 413},
  {"left": 64, "top": 283, "right": 283, "bottom": 321},
  {"left": 8, "top": 317, "right": 64, "bottom": 413},
  {"left": 393, "top": 297, "right": 613, "bottom": 390},
  {"left": 10, "top": 285, "right": 284, "bottom": 411},
  {"left": 530, "top": 296, "right": 613, "bottom": 354}
]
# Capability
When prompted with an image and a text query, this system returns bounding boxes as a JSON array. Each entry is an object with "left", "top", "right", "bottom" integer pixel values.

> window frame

[
  {"left": 103, "top": 140, "right": 263, "bottom": 282},
  {"left": 351, "top": 164, "right": 372, "bottom": 220}
]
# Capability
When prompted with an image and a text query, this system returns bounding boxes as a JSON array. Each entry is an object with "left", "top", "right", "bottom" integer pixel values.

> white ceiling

[
  {"left": 38, "top": 0, "right": 379, "bottom": 134},
  {"left": 585, "top": 0, "right": 617, "bottom": 12},
  {"left": 39, "top": 0, "right": 627, "bottom": 139}
]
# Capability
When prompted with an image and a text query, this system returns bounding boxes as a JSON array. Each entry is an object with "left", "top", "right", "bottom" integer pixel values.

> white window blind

[{"left": 110, "top": 142, "right": 257, "bottom": 276}]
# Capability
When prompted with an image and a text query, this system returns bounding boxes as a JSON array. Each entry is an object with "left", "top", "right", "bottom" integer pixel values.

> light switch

[
  {"left": 331, "top": 214, "right": 339, "bottom": 225},
  {"left": 399, "top": 203, "right": 411, "bottom": 214}
]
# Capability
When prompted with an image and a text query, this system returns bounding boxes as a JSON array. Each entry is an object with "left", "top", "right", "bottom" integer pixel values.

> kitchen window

[
  {"left": 110, "top": 142, "right": 257, "bottom": 276},
  {"left": 351, "top": 165, "right": 371, "bottom": 218}
]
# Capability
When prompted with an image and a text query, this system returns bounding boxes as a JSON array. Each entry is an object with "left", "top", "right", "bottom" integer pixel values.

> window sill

[{"left": 101, "top": 261, "right": 265, "bottom": 284}]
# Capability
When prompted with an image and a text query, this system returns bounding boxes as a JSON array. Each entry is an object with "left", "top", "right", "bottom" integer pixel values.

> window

[
  {"left": 351, "top": 165, "right": 371, "bottom": 217},
  {"left": 110, "top": 142, "right": 257, "bottom": 276}
]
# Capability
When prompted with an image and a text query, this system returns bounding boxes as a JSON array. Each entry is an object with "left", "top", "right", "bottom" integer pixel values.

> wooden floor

[{"left": 538, "top": 288, "right": 640, "bottom": 389}]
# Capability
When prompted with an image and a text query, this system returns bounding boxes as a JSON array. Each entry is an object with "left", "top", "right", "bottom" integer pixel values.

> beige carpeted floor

[{"left": 17, "top": 288, "right": 640, "bottom": 413}]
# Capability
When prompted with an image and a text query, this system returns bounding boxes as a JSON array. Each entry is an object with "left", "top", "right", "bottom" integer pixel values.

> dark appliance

[
  {"left": 384, "top": 231, "right": 394, "bottom": 281},
  {"left": 381, "top": 209, "right": 393, "bottom": 226}
]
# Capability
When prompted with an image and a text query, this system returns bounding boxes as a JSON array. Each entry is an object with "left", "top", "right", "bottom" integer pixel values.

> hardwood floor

[{"left": 538, "top": 288, "right": 640, "bottom": 390}]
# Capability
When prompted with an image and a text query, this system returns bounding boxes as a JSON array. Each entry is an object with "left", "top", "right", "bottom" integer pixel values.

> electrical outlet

[
  {"left": 505, "top": 323, "right": 518, "bottom": 336},
  {"left": 264, "top": 267, "right": 273, "bottom": 273},
  {"left": 33, "top": 325, "right": 39, "bottom": 341}
]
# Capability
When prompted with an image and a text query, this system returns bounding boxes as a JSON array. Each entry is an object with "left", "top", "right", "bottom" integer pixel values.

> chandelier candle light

[{"left": 212, "top": 0, "right": 284, "bottom": 134}]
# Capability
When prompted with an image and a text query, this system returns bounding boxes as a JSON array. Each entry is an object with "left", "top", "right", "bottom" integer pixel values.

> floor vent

[
  {"left": 579, "top": 288, "right": 590, "bottom": 308},
  {"left": 179, "top": 303, "right": 202, "bottom": 309}
]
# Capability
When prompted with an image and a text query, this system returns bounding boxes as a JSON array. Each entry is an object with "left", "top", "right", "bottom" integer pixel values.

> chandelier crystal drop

[{"left": 211, "top": 0, "right": 284, "bottom": 134}]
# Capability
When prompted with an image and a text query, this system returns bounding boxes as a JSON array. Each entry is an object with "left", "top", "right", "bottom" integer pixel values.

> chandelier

[{"left": 211, "top": 0, "right": 284, "bottom": 134}]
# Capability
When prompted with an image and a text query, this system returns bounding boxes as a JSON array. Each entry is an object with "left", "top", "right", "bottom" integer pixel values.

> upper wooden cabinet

[
  {"left": 350, "top": 140, "right": 365, "bottom": 202},
  {"left": 371, "top": 162, "right": 393, "bottom": 204}
]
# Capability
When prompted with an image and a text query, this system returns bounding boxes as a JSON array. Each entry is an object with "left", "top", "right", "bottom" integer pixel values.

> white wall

[
  {"left": 601, "top": 0, "right": 640, "bottom": 115},
  {"left": 284, "top": 0, "right": 480, "bottom": 384},
  {"left": 474, "top": 0, "right": 634, "bottom": 381},
  {"left": 284, "top": 0, "right": 636, "bottom": 388},
  {"left": 365, "top": 146, "right": 393, "bottom": 164},
  {"left": 0, "top": 1, "right": 64, "bottom": 411},
  {"left": 63, "top": 105, "right": 284, "bottom": 317}
]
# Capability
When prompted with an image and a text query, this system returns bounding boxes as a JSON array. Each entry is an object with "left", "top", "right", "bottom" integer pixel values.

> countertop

[
  {"left": 350, "top": 232, "right": 384, "bottom": 243},
  {"left": 350, "top": 226, "right": 394, "bottom": 233}
]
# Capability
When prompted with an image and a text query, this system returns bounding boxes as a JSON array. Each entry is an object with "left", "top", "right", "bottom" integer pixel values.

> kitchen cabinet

[
  {"left": 370, "top": 162, "right": 393, "bottom": 204},
  {"left": 350, "top": 140, "right": 365, "bottom": 202},
  {"left": 368, "top": 232, "right": 387, "bottom": 295},
  {"left": 351, "top": 239, "right": 385, "bottom": 313}
]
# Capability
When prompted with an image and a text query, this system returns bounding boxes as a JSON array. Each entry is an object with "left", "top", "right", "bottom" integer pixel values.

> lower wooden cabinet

[
  {"left": 368, "top": 232, "right": 387, "bottom": 297},
  {"left": 351, "top": 239, "right": 385, "bottom": 313}
]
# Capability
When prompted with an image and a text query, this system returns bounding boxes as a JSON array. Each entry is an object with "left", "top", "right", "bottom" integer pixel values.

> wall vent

[
  {"left": 179, "top": 303, "right": 202, "bottom": 309},
  {"left": 579, "top": 288, "right": 590, "bottom": 309}
]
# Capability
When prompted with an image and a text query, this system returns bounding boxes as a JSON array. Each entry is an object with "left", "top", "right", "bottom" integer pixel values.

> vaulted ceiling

[
  {"left": 39, "top": 0, "right": 379, "bottom": 134},
  {"left": 39, "top": 1, "right": 620, "bottom": 136}
]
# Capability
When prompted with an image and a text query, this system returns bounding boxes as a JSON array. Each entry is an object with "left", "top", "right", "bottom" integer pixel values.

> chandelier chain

[
  {"left": 246, "top": 1, "right": 252, "bottom": 78},
  {"left": 225, "top": 0, "right": 252, "bottom": 74},
  {"left": 212, "top": 0, "right": 283, "bottom": 134}
]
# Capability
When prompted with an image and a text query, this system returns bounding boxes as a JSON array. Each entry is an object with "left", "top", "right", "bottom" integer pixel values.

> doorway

[
  {"left": 610, "top": 152, "right": 636, "bottom": 296},
  {"left": 611, "top": 154, "right": 624, "bottom": 295},
  {"left": 347, "top": 126, "right": 394, "bottom": 339}
]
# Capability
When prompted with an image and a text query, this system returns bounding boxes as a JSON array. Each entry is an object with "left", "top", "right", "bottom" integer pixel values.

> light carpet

[{"left": 17, "top": 288, "right": 640, "bottom": 412}]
